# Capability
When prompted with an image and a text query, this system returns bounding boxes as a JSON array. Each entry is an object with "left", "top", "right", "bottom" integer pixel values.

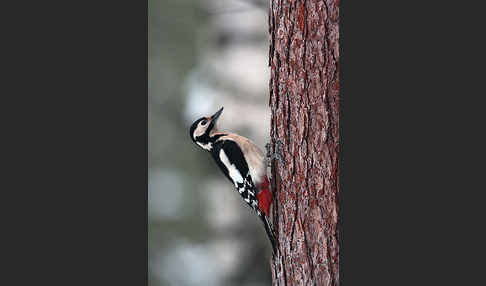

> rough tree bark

[{"left": 268, "top": 0, "right": 340, "bottom": 285}]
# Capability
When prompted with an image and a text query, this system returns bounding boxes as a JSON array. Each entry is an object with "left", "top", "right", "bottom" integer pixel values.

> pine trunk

[{"left": 268, "top": 0, "right": 340, "bottom": 285}]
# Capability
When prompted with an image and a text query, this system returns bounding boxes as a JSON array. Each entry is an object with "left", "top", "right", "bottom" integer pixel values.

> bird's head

[{"left": 189, "top": 107, "right": 224, "bottom": 151}]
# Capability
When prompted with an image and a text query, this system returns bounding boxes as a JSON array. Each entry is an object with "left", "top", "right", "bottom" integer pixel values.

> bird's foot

[{"left": 265, "top": 139, "right": 286, "bottom": 167}]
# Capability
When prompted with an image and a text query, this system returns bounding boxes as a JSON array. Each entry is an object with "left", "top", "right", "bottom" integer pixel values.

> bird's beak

[{"left": 210, "top": 107, "right": 224, "bottom": 123}]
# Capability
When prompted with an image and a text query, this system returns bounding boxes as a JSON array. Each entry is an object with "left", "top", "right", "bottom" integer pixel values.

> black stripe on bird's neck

[
  {"left": 195, "top": 132, "right": 226, "bottom": 146},
  {"left": 210, "top": 133, "right": 226, "bottom": 142}
]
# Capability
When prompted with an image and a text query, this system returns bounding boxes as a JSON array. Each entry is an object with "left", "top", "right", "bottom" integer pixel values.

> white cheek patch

[
  {"left": 193, "top": 125, "right": 207, "bottom": 140},
  {"left": 219, "top": 149, "right": 244, "bottom": 187}
]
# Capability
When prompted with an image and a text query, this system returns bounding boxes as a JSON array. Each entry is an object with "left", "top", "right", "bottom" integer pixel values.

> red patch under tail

[{"left": 257, "top": 176, "right": 272, "bottom": 217}]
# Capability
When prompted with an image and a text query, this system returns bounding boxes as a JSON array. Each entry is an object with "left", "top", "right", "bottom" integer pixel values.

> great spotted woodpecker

[{"left": 189, "top": 107, "right": 277, "bottom": 253}]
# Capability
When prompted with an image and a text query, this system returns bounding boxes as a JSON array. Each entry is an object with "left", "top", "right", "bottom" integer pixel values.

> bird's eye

[{"left": 201, "top": 119, "right": 208, "bottom": 126}]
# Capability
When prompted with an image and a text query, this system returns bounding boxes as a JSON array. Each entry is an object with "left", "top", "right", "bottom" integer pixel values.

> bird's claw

[{"left": 266, "top": 140, "right": 286, "bottom": 167}]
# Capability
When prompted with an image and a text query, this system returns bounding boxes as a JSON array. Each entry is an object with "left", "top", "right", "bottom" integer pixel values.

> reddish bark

[{"left": 268, "top": 0, "right": 340, "bottom": 285}]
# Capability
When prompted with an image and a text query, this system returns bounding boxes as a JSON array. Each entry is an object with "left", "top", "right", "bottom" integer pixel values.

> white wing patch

[
  {"left": 219, "top": 149, "right": 244, "bottom": 187},
  {"left": 217, "top": 134, "right": 265, "bottom": 185}
]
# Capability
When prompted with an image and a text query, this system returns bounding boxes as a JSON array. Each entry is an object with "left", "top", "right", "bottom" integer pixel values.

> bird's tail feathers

[{"left": 260, "top": 214, "right": 278, "bottom": 255}]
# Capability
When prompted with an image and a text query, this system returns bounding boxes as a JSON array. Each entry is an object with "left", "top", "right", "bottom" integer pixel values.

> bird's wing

[
  {"left": 218, "top": 133, "right": 266, "bottom": 185},
  {"left": 214, "top": 140, "right": 260, "bottom": 211}
]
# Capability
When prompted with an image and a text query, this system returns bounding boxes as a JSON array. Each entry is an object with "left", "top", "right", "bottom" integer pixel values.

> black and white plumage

[{"left": 189, "top": 107, "right": 277, "bottom": 253}]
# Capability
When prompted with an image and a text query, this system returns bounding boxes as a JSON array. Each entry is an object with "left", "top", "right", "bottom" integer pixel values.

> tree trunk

[{"left": 268, "top": 0, "right": 340, "bottom": 285}]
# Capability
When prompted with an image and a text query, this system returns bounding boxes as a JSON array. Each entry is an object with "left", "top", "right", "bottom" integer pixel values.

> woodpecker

[{"left": 189, "top": 107, "right": 277, "bottom": 254}]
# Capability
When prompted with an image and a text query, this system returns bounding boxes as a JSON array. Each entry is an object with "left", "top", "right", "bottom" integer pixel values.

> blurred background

[{"left": 148, "top": 0, "right": 272, "bottom": 285}]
